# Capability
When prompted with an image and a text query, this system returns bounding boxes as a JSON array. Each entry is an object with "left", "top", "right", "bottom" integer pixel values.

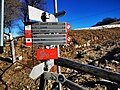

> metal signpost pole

[
  {"left": 54, "top": 0, "right": 58, "bottom": 22},
  {"left": 53, "top": 0, "right": 62, "bottom": 90},
  {"left": 9, "top": 32, "right": 16, "bottom": 63},
  {"left": 0, "top": 0, "right": 4, "bottom": 53}
]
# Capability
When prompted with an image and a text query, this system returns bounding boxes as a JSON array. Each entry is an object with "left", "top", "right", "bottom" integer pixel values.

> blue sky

[
  {"left": 7, "top": 0, "right": 120, "bottom": 37},
  {"left": 46, "top": 0, "right": 120, "bottom": 29}
]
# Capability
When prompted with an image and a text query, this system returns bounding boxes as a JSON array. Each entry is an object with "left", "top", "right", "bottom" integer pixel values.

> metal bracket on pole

[
  {"left": 54, "top": 10, "right": 66, "bottom": 18},
  {"left": 44, "top": 72, "right": 88, "bottom": 90},
  {"left": 44, "top": 72, "right": 66, "bottom": 83}
]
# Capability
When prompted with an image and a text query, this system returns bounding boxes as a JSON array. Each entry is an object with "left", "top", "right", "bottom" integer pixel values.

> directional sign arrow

[
  {"left": 33, "top": 38, "right": 66, "bottom": 41},
  {"left": 32, "top": 22, "right": 66, "bottom": 25},
  {"left": 31, "top": 22, "right": 71, "bottom": 33},
  {"left": 32, "top": 29, "right": 67, "bottom": 34},
  {"left": 32, "top": 22, "right": 66, "bottom": 29},
  {"left": 66, "top": 23, "right": 72, "bottom": 32},
  {"left": 32, "top": 34, "right": 67, "bottom": 45},
  {"left": 32, "top": 34, "right": 66, "bottom": 38},
  {"left": 28, "top": 5, "right": 56, "bottom": 22},
  {"left": 33, "top": 41, "right": 66, "bottom": 45},
  {"left": 29, "top": 62, "right": 45, "bottom": 80}
]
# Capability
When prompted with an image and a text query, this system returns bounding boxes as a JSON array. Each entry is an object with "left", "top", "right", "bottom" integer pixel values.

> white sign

[
  {"left": 28, "top": 5, "right": 56, "bottom": 22},
  {"left": 29, "top": 62, "right": 45, "bottom": 80},
  {"left": 46, "top": 59, "right": 54, "bottom": 71}
]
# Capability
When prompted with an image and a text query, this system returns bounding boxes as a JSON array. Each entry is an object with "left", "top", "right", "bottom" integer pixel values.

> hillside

[
  {"left": 109, "top": 21, "right": 120, "bottom": 25},
  {"left": 0, "top": 27, "right": 120, "bottom": 90}
]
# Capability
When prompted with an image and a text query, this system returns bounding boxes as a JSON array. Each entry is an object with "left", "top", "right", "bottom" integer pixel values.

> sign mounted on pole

[
  {"left": 25, "top": 22, "right": 72, "bottom": 46},
  {"left": 25, "top": 25, "right": 32, "bottom": 47},
  {"left": 28, "top": 5, "right": 56, "bottom": 22},
  {"left": 37, "top": 48, "right": 58, "bottom": 60},
  {"left": 32, "top": 34, "right": 71, "bottom": 45},
  {"left": 66, "top": 23, "right": 72, "bottom": 32},
  {"left": 31, "top": 22, "right": 71, "bottom": 33},
  {"left": 29, "top": 62, "right": 45, "bottom": 80}
]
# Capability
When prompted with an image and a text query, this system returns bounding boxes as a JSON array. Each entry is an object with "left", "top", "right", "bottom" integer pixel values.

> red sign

[
  {"left": 37, "top": 48, "right": 58, "bottom": 60},
  {"left": 66, "top": 23, "right": 72, "bottom": 32}
]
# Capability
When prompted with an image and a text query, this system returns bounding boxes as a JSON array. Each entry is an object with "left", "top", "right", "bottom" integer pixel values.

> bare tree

[
  {"left": 19, "top": 0, "right": 47, "bottom": 34},
  {"left": 21, "top": 0, "right": 47, "bottom": 23},
  {"left": 4, "top": 0, "right": 47, "bottom": 35},
  {"left": 4, "top": 0, "right": 22, "bottom": 32}
]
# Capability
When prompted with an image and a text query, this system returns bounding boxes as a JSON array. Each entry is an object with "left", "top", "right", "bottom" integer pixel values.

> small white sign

[
  {"left": 26, "top": 38, "right": 32, "bottom": 43},
  {"left": 46, "top": 59, "right": 54, "bottom": 71},
  {"left": 29, "top": 62, "right": 45, "bottom": 80},
  {"left": 25, "top": 25, "right": 31, "bottom": 30}
]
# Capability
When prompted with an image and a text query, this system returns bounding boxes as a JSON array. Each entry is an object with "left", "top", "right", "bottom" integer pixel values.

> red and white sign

[
  {"left": 66, "top": 34, "right": 72, "bottom": 44},
  {"left": 25, "top": 25, "right": 32, "bottom": 47},
  {"left": 66, "top": 23, "right": 72, "bottom": 32},
  {"left": 37, "top": 48, "right": 58, "bottom": 60}
]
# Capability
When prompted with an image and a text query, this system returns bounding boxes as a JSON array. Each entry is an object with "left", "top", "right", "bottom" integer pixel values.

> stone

[{"left": 114, "top": 53, "right": 120, "bottom": 60}]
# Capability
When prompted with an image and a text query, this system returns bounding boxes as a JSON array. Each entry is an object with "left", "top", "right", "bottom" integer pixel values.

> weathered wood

[{"left": 55, "top": 58, "right": 120, "bottom": 83}]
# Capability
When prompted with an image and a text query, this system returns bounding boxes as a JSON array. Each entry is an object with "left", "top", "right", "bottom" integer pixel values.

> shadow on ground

[{"left": 0, "top": 57, "right": 13, "bottom": 63}]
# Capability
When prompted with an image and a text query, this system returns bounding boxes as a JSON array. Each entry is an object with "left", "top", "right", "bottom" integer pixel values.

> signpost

[{"left": 27, "top": 3, "right": 72, "bottom": 90}]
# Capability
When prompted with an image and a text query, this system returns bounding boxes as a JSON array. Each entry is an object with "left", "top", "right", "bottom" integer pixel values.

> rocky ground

[{"left": 0, "top": 27, "right": 120, "bottom": 90}]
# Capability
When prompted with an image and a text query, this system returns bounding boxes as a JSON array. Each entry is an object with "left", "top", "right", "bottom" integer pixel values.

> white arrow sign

[
  {"left": 29, "top": 62, "right": 45, "bottom": 80},
  {"left": 28, "top": 5, "right": 56, "bottom": 22}
]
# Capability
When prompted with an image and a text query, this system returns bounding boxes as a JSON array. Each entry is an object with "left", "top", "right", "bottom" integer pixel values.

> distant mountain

[
  {"left": 75, "top": 24, "right": 120, "bottom": 30},
  {"left": 109, "top": 21, "right": 120, "bottom": 25},
  {"left": 92, "top": 17, "right": 120, "bottom": 27}
]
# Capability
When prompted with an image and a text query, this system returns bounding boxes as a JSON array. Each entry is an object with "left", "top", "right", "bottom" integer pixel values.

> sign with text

[
  {"left": 25, "top": 22, "right": 72, "bottom": 46},
  {"left": 37, "top": 48, "right": 58, "bottom": 60},
  {"left": 32, "top": 34, "right": 71, "bottom": 45},
  {"left": 32, "top": 22, "right": 71, "bottom": 33}
]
